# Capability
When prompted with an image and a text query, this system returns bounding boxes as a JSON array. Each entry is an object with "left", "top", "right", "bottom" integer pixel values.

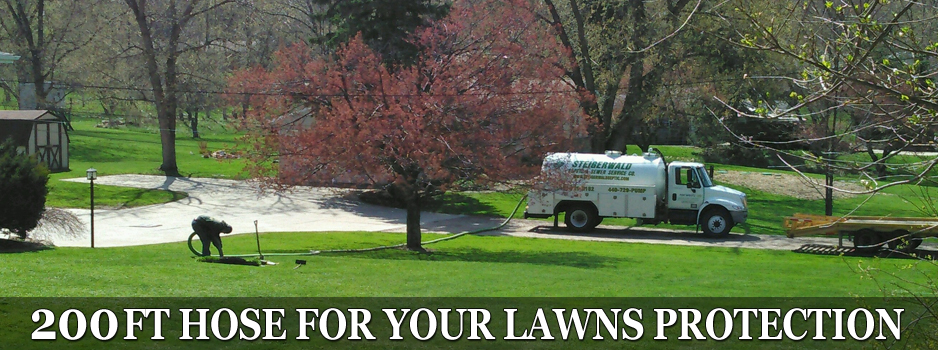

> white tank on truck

[{"left": 525, "top": 150, "right": 749, "bottom": 235}]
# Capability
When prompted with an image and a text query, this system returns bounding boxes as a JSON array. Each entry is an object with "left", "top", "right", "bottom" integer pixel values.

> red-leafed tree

[{"left": 230, "top": 0, "right": 585, "bottom": 250}]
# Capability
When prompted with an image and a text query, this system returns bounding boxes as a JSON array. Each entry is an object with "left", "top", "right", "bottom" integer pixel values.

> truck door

[{"left": 668, "top": 165, "right": 705, "bottom": 210}]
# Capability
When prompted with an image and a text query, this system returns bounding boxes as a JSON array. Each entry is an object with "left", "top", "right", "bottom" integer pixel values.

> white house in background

[
  {"left": 0, "top": 51, "right": 65, "bottom": 109},
  {"left": 0, "top": 51, "right": 18, "bottom": 64},
  {"left": 18, "top": 81, "right": 66, "bottom": 110},
  {"left": 0, "top": 110, "right": 70, "bottom": 172}
]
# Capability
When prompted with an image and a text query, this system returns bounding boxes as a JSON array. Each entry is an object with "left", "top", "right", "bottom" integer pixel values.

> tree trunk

[
  {"left": 589, "top": 133, "right": 606, "bottom": 153},
  {"left": 388, "top": 179, "right": 424, "bottom": 251},
  {"left": 864, "top": 143, "right": 888, "bottom": 179},
  {"left": 157, "top": 109, "right": 179, "bottom": 175},
  {"left": 126, "top": 0, "right": 181, "bottom": 176},
  {"left": 405, "top": 198, "right": 422, "bottom": 251},
  {"left": 189, "top": 109, "right": 200, "bottom": 138},
  {"left": 544, "top": 0, "right": 692, "bottom": 155}
]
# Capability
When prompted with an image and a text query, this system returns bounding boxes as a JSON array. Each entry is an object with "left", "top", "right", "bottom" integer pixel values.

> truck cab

[{"left": 664, "top": 161, "right": 748, "bottom": 235}]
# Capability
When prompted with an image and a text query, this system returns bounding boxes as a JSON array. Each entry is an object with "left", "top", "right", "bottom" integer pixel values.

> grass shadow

[
  {"left": 69, "top": 141, "right": 140, "bottom": 162},
  {"left": 423, "top": 193, "right": 502, "bottom": 217},
  {"left": 0, "top": 239, "right": 53, "bottom": 253},
  {"left": 332, "top": 247, "right": 629, "bottom": 269},
  {"left": 196, "top": 256, "right": 262, "bottom": 266},
  {"left": 526, "top": 225, "right": 765, "bottom": 243}
]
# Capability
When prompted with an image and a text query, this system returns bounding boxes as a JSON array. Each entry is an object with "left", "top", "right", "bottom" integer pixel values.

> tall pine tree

[{"left": 313, "top": 0, "right": 450, "bottom": 65}]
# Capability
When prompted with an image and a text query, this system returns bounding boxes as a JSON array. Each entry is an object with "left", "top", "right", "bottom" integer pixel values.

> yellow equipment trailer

[{"left": 783, "top": 214, "right": 938, "bottom": 252}]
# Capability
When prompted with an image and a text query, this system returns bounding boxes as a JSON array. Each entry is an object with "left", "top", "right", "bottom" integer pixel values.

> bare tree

[
  {"left": 0, "top": 0, "right": 99, "bottom": 125},
  {"left": 121, "top": 0, "right": 237, "bottom": 175},
  {"left": 721, "top": 5, "right": 938, "bottom": 343},
  {"left": 250, "top": 0, "right": 336, "bottom": 56},
  {"left": 535, "top": 0, "right": 702, "bottom": 152},
  {"left": 722, "top": 0, "right": 938, "bottom": 191},
  {"left": 30, "top": 208, "right": 83, "bottom": 242}
]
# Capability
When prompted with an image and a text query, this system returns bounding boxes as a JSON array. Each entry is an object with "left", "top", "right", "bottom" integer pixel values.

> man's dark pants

[{"left": 192, "top": 220, "right": 223, "bottom": 256}]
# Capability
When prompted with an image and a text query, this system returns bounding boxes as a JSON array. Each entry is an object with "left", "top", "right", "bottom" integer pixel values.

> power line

[
  {"left": 0, "top": 75, "right": 770, "bottom": 99},
  {"left": 12, "top": 80, "right": 583, "bottom": 98}
]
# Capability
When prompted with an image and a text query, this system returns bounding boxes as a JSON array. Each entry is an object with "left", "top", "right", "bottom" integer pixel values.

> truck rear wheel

[
  {"left": 853, "top": 230, "right": 881, "bottom": 251},
  {"left": 701, "top": 208, "right": 733, "bottom": 235},
  {"left": 564, "top": 204, "right": 598, "bottom": 232}
]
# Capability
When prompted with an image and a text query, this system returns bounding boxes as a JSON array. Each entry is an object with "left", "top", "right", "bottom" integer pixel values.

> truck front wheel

[
  {"left": 701, "top": 208, "right": 734, "bottom": 235},
  {"left": 565, "top": 204, "right": 598, "bottom": 232}
]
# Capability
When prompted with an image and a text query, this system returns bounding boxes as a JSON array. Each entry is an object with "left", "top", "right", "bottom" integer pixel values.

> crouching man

[{"left": 192, "top": 215, "right": 233, "bottom": 257}]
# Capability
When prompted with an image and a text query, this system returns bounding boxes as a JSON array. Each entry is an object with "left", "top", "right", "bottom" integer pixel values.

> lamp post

[{"left": 87, "top": 168, "right": 97, "bottom": 248}]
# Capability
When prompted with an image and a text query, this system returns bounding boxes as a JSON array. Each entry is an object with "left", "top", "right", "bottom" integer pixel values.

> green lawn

[
  {"left": 47, "top": 117, "right": 246, "bottom": 208},
  {"left": 64, "top": 118, "right": 246, "bottom": 178},
  {"left": 7, "top": 136, "right": 936, "bottom": 348},
  {"left": 4, "top": 232, "right": 933, "bottom": 349},
  {"left": 2, "top": 231, "right": 932, "bottom": 297},
  {"left": 45, "top": 180, "right": 188, "bottom": 209}
]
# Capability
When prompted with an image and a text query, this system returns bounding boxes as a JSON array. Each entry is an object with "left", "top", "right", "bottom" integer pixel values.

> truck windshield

[{"left": 696, "top": 167, "right": 713, "bottom": 187}]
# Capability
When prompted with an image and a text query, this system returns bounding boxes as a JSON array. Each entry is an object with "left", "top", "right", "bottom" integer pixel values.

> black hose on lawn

[{"left": 191, "top": 194, "right": 528, "bottom": 258}]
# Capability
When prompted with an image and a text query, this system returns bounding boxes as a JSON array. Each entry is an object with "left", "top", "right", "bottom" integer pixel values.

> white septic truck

[{"left": 524, "top": 150, "right": 748, "bottom": 235}]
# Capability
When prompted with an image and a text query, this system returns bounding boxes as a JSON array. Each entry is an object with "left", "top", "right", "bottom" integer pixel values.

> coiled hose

[{"left": 189, "top": 194, "right": 528, "bottom": 258}]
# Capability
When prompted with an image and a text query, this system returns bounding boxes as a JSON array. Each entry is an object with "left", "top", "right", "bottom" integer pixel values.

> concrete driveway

[
  {"left": 38, "top": 175, "right": 842, "bottom": 251},
  {"left": 45, "top": 175, "right": 501, "bottom": 247}
]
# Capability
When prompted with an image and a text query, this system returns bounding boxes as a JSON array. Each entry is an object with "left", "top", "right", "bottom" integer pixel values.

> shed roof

[
  {"left": 0, "top": 110, "right": 57, "bottom": 147},
  {"left": 0, "top": 110, "right": 53, "bottom": 121}
]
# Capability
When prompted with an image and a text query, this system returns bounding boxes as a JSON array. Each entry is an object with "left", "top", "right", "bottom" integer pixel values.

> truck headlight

[{"left": 742, "top": 196, "right": 748, "bottom": 208}]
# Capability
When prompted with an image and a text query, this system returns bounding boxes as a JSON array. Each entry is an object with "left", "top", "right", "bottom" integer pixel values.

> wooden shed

[{"left": 0, "top": 110, "right": 69, "bottom": 172}]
